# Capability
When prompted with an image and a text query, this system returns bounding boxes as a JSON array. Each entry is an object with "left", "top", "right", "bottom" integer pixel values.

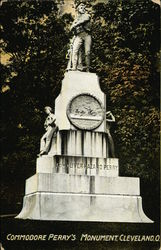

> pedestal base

[{"left": 16, "top": 192, "right": 153, "bottom": 223}]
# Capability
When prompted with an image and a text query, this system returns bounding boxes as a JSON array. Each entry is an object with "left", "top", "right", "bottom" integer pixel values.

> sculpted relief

[{"left": 67, "top": 94, "right": 104, "bottom": 130}]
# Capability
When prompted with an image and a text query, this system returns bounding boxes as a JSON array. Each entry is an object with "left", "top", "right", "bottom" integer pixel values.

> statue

[
  {"left": 106, "top": 111, "right": 115, "bottom": 158},
  {"left": 67, "top": 2, "right": 92, "bottom": 72},
  {"left": 66, "top": 36, "right": 83, "bottom": 71},
  {"left": 38, "top": 106, "right": 58, "bottom": 157}
]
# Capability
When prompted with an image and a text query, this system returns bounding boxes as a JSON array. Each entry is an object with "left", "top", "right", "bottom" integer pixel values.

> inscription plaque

[{"left": 67, "top": 93, "right": 104, "bottom": 130}]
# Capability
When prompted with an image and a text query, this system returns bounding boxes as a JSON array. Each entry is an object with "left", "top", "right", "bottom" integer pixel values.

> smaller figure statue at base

[
  {"left": 106, "top": 111, "right": 115, "bottom": 158},
  {"left": 38, "top": 106, "right": 58, "bottom": 157},
  {"left": 67, "top": 2, "right": 92, "bottom": 72}
]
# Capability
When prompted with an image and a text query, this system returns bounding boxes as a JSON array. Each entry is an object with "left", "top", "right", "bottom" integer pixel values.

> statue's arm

[
  {"left": 71, "top": 14, "right": 90, "bottom": 30},
  {"left": 44, "top": 114, "right": 56, "bottom": 128},
  {"left": 49, "top": 114, "right": 56, "bottom": 126},
  {"left": 106, "top": 111, "right": 115, "bottom": 122},
  {"left": 44, "top": 119, "right": 48, "bottom": 129}
]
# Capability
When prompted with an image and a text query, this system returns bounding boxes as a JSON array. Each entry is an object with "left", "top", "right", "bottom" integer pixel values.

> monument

[{"left": 16, "top": 2, "right": 152, "bottom": 222}]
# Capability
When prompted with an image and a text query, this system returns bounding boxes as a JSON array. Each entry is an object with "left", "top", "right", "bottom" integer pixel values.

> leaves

[
  {"left": 0, "top": 0, "right": 68, "bottom": 175},
  {"left": 91, "top": 0, "right": 160, "bottom": 185}
]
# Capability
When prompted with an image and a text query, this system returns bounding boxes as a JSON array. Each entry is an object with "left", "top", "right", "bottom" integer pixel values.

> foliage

[
  {"left": 0, "top": 0, "right": 69, "bottom": 210},
  {"left": 91, "top": 0, "right": 160, "bottom": 179},
  {"left": 91, "top": 0, "right": 160, "bottom": 220}
]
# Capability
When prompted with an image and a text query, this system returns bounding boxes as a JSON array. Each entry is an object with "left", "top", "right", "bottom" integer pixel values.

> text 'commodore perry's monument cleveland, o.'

[{"left": 16, "top": 1, "right": 153, "bottom": 223}]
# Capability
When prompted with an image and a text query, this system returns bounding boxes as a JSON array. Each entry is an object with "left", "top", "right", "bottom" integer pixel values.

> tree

[
  {"left": 91, "top": 0, "right": 160, "bottom": 221},
  {"left": 0, "top": 0, "right": 69, "bottom": 213}
]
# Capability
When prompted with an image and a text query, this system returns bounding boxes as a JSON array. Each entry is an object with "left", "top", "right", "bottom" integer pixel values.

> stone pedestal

[
  {"left": 16, "top": 71, "right": 153, "bottom": 223},
  {"left": 16, "top": 192, "right": 151, "bottom": 222},
  {"left": 55, "top": 71, "right": 106, "bottom": 132}
]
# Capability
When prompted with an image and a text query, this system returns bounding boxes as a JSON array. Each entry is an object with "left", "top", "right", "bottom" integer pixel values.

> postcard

[{"left": 0, "top": 0, "right": 160, "bottom": 249}]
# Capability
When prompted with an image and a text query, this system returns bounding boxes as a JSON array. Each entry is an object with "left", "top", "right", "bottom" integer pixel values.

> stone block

[
  {"left": 48, "top": 130, "right": 110, "bottom": 158},
  {"left": 36, "top": 156, "right": 56, "bottom": 173},
  {"left": 55, "top": 71, "right": 106, "bottom": 132},
  {"left": 16, "top": 192, "right": 153, "bottom": 223},
  {"left": 25, "top": 173, "right": 140, "bottom": 196},
  {"left": 36, "top": 155, "right": 119, "bottom": 177}
]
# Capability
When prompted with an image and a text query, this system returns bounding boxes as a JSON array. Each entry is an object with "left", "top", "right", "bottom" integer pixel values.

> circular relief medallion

[{"left": 67, "top": 93, "right": 104, "bottom": 130}]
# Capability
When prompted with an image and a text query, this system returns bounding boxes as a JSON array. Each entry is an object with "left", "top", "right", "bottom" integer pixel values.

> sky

[
  {"left": 59, "top": 0, "right": 108, "bottom": 15},
  {"left": 59, "top": 0, "right": 160, "bottom": 16}
]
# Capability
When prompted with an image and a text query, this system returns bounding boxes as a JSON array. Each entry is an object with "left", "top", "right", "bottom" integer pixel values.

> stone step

[
  {"left": 16, "top": 192, "right": 153, "bottom": 223},
  {"left": 25, "top": 173, "right": 140, "bottom": 196}
]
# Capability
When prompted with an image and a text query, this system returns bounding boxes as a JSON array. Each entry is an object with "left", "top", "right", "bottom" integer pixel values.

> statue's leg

[
  {"left": 40, "top": 134, "right": 47, "bottom": 152},
  {"left": 77, "top": 49, "right": 83, "bottom": 71},
  {"left": 72, "top": 36, "right": 83, "bottom": 70},
  {"left": 44, "top": 127, "right": 55, "bottom": 153},
  {"left": 84, "top": 34, "right": 92, "bottom": 72}
]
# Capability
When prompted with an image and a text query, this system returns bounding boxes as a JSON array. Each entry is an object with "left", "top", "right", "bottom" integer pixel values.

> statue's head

[
  {"left": 76, "top": 2, "right": 86, "bottom": 14},
  {"left": 44, "top": 106, "right": 53, "bottom": 114}
]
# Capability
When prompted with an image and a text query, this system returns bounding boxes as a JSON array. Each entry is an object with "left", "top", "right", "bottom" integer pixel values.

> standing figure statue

[
  {"left": 38, "top": 106, "right": 58, "bottom": 157},
  {"left": 67, "top": 2, "right": 92, "bottom": 72},
  {"left": 106, "top": 111, "right": 116, "bottom": 158}
]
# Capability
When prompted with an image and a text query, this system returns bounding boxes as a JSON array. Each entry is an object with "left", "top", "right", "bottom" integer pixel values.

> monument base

[{"left": 16, "top": 191, "right": 153, "bottom": 223}]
